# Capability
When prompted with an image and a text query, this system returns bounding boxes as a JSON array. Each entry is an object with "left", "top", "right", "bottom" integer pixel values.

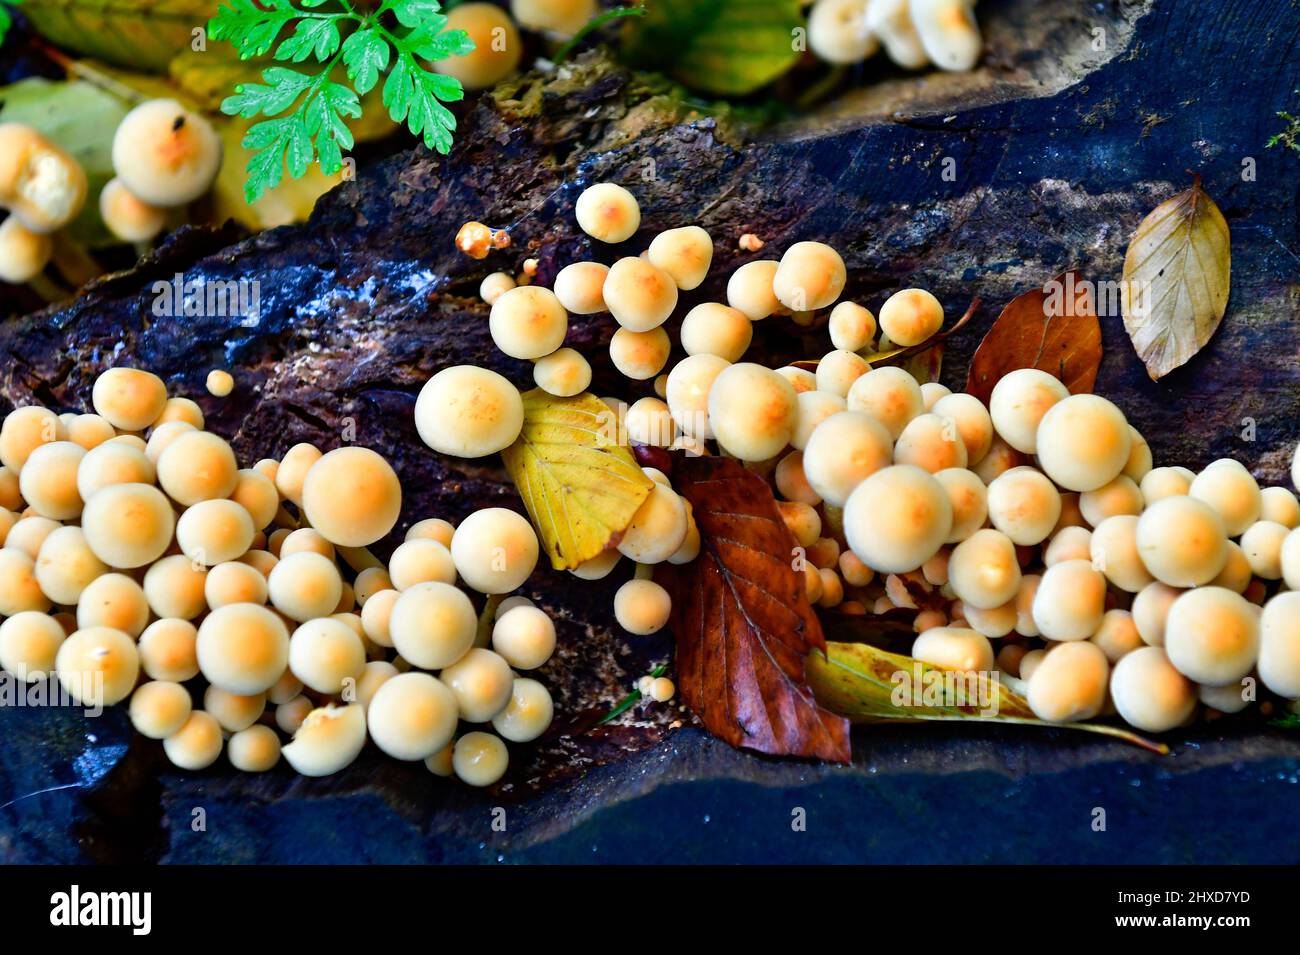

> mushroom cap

[
  {"left": 452, "top": 730, "right": 509, "bottom": 786},
  {"left": 99, "top": 177, "right": 166, "bottom": 243},
  {"left": 1031, "top": 559, "right": 1107, "bottom": 642},
  {"left": 1259, "top": 591, "right": 1300, "bottom": 698},
  {"left": 492, "top": 677, "right": 554, "bottom": 742},
  {"left": 157, "top": 430, "right": 238, "bottom": 505},
  {"left": 808, "top": 0, "right": 878, "bottom": 64},
  {"left": 666, "top": 353, "right": 729, "bottom": 440},
  {"left": 911, "top": 626, "right": 994, "bottom": 672},
  {"left": 828, "top": 300, "right": 877, "bottom": 351},
  {"left": 80, "top": 481, "right": 175, "bottom": 570},
  {"left": 55, "top": 625, "right": 140, "bottom": 707},
  {"left": 647, "top": 225, "right": 713, "bottom": 290},
  {"left": 553, "top": 261, "right": 609, "bottom": 314},
  {"left": 707, "top": 362, "right": 797, "bottom": 461},
  {"left": 1135, "top": 495, "right": 1229, "bottom": 587},
  {"left": 844, "top": 465, "right": 952, "bottom": 574},
  {"left": 288, "top": 616, "right": 366, "bottom": 695},
  {"left": 129, "top": 680, "right": 193, "bottom": 739},
  {"left": 948, "top": 528, "right": 1021, "bottom": 610},
  {"left": 491, "top": 604, "right": 557, "bottom": 668},
  {"left": 301, "top": 446, "right": 402, "bottom": 547},
  {"left": 282, "top": 704, "right": 367, "bottom": 777},
  {"left": 616, "top": 483, "right": 688, "bottom": 564},
  {"left": 142, "top": 555, "right": 208, "bottom": 621},
  {"left": 77, "top": 440, "right": 154, "bottom": 501},
  {"left": 603, "top": 256, "right": 678, "bottom": 332},
  {"left": 176, "top": 497, "right": 256, "bottom": 566},
  {"left": 0, "top": 123, "right": 88, "bottom": 233},
  {"left": 1088, "top": 514, "right": 1154, "bottom": 593},
  {"left": 803, "top": 410, "right": 892, "bottom": 508},
  {"left": 846, "top": 366, "right": 923, "bottom": 440},
  {"left": 367, "top": 671, "right": 459, "bottom": 761},
  {"left": 613, "top": 579, "right": 672, "bottom": 635},
  {"left": 988, "top": 368, "right": 1068, "bottom": 454},
  {"left": 433, "top": 3, "right": 523, "bottom": 90},
  {"left": 488, "top": 285, "right": 569, "bottom": 359},
  {"left": 894, "top": 411, "right": 968, "bottom": 475},
  {"left": 0, "top": 214, "right": 53, "bottom": 283},
  {"left": 1035, "top": 393, "right": 1132, "bottom": 492},
  {"left": 228, "top": 724, "right": 282, "bottom": 772},
  {"left": 573, "top": 181, "right": 640, "bottom": 242},
  {"left": 935, "top": 467, "right": 988, "bottom": 543},
  {"left": 0, "top": 610, "right": 66, "bottom": 680},
  {"left": 1109, "top": 646, "right": 1196, "bottom": 733},
  {"left": 111, "top": 99, "right": 222, "bottom": 207},
  {"left": 33, "top": 525, "right": 103, "bottom": 607},
  {"left": 0, "top": 405, "right": 63, "bottom": 472},
  {"left": 610, "top": 326, "right": 671, "bottom": 381},
  {"left": 726, "top": 260, "right": 781, "bottom": 321},
  {"left": 878, "top": 287, "right": 944, "bottom": 346},
  {"left": 415, "top": 364, "right": 524, "bottom": 459},
  {"left": 1026, "top": 641, "right": 1109, "bottom": 723},
  {"left": 389, "top": 580, "right": 476, "bottom": 668},
  {"left": 931, "top": 392, "right": 993, "bottom": 465},
  {"left": 680, "top": 302, "right": 752, "bottom": 362},
  {"left": 534, "top": 347, "right": 592, "bottom": 397},
  {"left": 268, "top": 551, "right": 344, "bottom": 622},
  {"left": 76, "top": 572, "right": 149, "bottom": 636},
  {"left": 19, "top": 440, "right": 85, "bottom": 520},
  {"left": 440, "top": 647, "right": 514, "bottom": 722},
  {"left": 772, "top": 241, "right": 846, "bottom": 311},
  {"left": 1189, "top": 463, "right": 1261, "bottom": 537},
  {"left": 196, "top": 602, "right": 290, "bottom": 695},
  {"left": 450, "top": 507, "right": 538, "bottom": 593},
  {"left": 162, "top": 710, "right": 224, "bottom": 770},
  {"left": 1163, "top": 586, "right": 1259, "bottom": 687},
  {"left": 204, "top": 685, "right": 267, "bottom": 732}
]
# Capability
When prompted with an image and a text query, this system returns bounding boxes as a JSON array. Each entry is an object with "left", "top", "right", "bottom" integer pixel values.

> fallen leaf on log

[
  {"left": 965, "top": 269, "right": 1101, "bottom": 402},
  {"left": 1121, "top": 176, "right": 1231, "bottom": 380},
  {"left": 807, "top": 637, "right": 1167, "bottom": 754},
  {"left": 656, "top": 455, "right": 850, "bottom": 762},
  {"left": 502, "top": 390, "right": 654, "bottom": 571},
  {"left": 621, "top": 0, "right": 804, "bottom": 96}
]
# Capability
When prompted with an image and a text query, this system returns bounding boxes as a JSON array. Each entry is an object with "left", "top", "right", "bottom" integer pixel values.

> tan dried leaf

[{"left": 1121, "top": 177, "right": 1231, "bottom": 380}]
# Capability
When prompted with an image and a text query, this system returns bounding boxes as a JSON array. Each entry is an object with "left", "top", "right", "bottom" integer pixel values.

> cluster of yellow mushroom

[
  {"left": 0, "top": 122, "right": 87, "bottom": 284},
  {"left": 102, "top": 99, "right": 223, "bottom": 244},
  {"left": 807, "top": 0, "right": 983, "bottom": 73},
  {"left": 451, "top": 177, "right": 1300, "bottom": 736},
  {"left": 0, "top": 103, "right": 222, "bottom": 287},
  {"left": 0, "top": 368, "right": 556, "bottom": 787},
  {"left": 765, "top": 351, "right": 1300, "bottom": 734},
  {"left": 433, "top": 1, "right": 600, "bottom": 92}
]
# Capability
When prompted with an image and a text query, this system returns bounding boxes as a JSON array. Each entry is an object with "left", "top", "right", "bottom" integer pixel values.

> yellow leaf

[
  {"left": 501, "top": 390, "right": 655, "bottom": 571},
  {"left": 1121, "top": 177, "right": 1231, "bottom": 380},
  {"left": 807, "top": 639, "right": 1168, "bottom": 753},
  {"left": 23, "top": 0, "right": 218, "bottom": 72}
]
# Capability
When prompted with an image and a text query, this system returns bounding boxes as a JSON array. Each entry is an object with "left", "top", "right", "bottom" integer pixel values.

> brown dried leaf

[
  {"left": 1121, "top": 177, "right": 1231, "bottom": 380},
  {"left": 656, "top": 455, "right": 850, "bottom": 762},
  {"left": 964, "top": 270, "right": 1102, "bottom": 404}
]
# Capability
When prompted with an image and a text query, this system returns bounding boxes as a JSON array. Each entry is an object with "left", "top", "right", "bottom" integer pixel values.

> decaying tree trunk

[{"left": 3, "top": 0, "right": 1300, "bottom": 863}]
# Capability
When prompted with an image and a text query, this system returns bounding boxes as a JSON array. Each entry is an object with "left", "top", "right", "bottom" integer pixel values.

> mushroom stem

[
  {"left": 475, "top": 594, "right": 504, "bottom": 648},
  {"left": 337, "top": 545, "right": 383, "bottom": 573},
  {"left": 50, "top": 234, "right": 102, "bottom": 288},
  {"left": 26, "top": 273, "right": 72, "bottom": 304}
]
